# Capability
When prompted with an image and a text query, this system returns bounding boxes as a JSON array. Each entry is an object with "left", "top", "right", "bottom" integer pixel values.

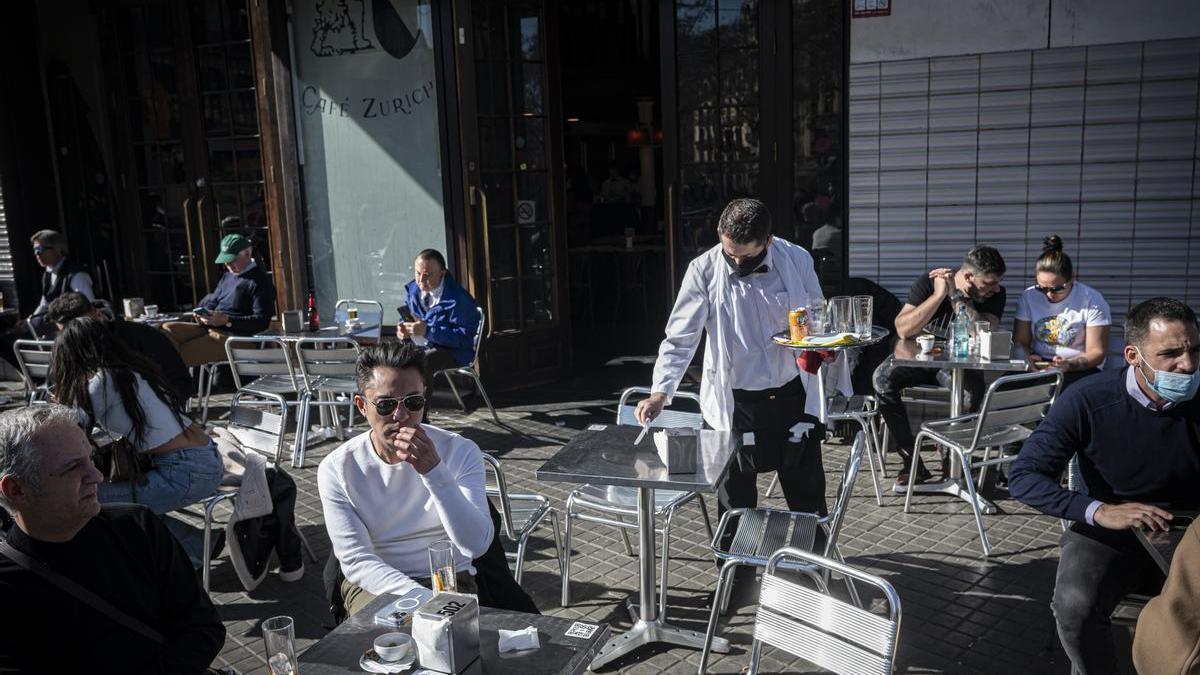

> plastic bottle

[
  {"left": 307, "top": 290, "right": 320, "bottom": 331},
  {"left": 952, "top": 302, "right": 971, "bottom": 358}
]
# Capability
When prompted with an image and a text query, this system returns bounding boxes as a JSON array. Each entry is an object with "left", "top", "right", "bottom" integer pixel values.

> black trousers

[
  {"left": 1053, "top": 525, "right": 1164, "bottom": 675},
  {"left": 718, "top": 375, "right": 827, "bottom": 519}
]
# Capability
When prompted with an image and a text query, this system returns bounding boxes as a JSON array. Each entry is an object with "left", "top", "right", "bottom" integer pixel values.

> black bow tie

[{"left": 751, "top": 264, "right": 769, "bottom": 274}]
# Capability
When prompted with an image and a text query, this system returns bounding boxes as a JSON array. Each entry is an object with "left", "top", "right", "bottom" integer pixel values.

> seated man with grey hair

[{"left": 0, "top": 404, "right": 224, "bottom": 672}]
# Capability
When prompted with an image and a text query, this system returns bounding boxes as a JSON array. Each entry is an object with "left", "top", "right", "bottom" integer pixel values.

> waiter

[{"left": 636, "top": 198, "right": 829, "bottom": 524}]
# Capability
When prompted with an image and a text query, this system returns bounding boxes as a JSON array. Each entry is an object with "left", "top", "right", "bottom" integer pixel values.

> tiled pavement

[{"left": 180, "top": 365, "right": 1093, "bottom": 675}]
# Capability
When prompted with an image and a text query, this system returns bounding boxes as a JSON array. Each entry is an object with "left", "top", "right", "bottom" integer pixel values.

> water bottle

[{"left": 952, "top": 303, "right": 971, "bottom": 358}]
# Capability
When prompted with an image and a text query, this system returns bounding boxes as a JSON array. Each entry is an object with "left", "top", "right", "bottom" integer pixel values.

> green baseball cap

[{"left": 214, "top": 234, "right": 252, "bottom": 264}]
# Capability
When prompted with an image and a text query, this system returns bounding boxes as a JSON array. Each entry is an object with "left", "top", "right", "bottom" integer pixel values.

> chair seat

[
  {"left": 242, "top": 375, "right": 303, "bottom": 394},
  {"left": 920, "top": 417, "right": 1032, "bottom": 450},
  {"left": 310, "top": 376, "right": 357, "bottom": 394},
  {"left": 825, "top": 394, "right": 877, "bottom": 419},
  {"left": 487, "top": 490, "right": 550, "bottom": 536},
  {"left": 572, "top": 484, "right": 696, "bottom": 514},
  {"left": 714, "top": 508, "right": 819, "bottom": 564}
]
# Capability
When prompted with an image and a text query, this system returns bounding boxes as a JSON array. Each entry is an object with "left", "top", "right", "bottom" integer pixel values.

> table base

[
  {"left": 893, "top": 479, "right": 998, "bottom": 515},
  {"left": 592, "top": 618, "right": 730, "bottom": 669}
]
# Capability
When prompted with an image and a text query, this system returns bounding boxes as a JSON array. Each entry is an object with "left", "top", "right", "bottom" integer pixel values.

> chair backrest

[
  {"left": 13, "top": 339, "right": 54, "bottom": 395},
  {"left": 749, "top": 546, "right": 901, "bottom": 675},
  {"left": 967, "top": 370, "right": 1063, "bottom": 451},
  {"left": 469, "top": 307, "right": 486, "bottom": 370},
  {"left": 823, "top": 431, "right": 866, "bottom": 557},
  {"left": 224, "top": 336, "right": 299, "bottom": 391},
  {"left": 480, "top": 453, "right": 516, "bottom": 539},
  {"left": 334, "top": 299, "right": 384, "bottom": 340},
  {"left": 615, "top": 386, "right": 704, "bottom": 429},
  {"left": 294, "top": 337, "right": 361, "bottom": 390},
  {"left": 226, "top": 389, "right": 289, "bottom": 465}
]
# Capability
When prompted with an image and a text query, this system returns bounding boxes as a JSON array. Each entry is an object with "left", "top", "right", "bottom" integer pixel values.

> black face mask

[{"left": 722, "top": 245, "right": 768, "bottom": 277}]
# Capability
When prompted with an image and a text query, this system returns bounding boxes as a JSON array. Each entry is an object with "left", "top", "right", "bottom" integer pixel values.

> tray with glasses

[{"left": 771, "top": 325, "right": 890, "bottom": 350}]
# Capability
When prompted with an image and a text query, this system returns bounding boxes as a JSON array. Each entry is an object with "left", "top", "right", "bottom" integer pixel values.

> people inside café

[
  {"left": 1009, "top": 297, "right": 1200, "bottom": 675},
  {"left": 636, "top": 198, "right": 830, "bottom": 524},
  {"left": 50, "top": 317, "right": 224, "bottom": 564},
  {"left": 872, "top": 245, "right": 1008, "bottom": 485},
  {"left": 396, "top": 248, "right": 480, "bottom": 375},
  {"left": 0, "top": 404, "right": 224, "bottom": 673},
  {"left": 47, "top": 291, "right": 193, "bottom": 401},
  {"left": 161, "top": 233, "right": 276, "bottom": 368},
  {"left": 318, "top": 341, "right": 493, "bottom": 617},
  {"left": 1014, "top": 235, "right": 1111, "bottom": 390}
]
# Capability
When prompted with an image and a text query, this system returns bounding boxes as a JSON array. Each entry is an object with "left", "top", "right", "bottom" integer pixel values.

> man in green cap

[{"left": 162, "top": 233, "right": 276, "bottom": 367}]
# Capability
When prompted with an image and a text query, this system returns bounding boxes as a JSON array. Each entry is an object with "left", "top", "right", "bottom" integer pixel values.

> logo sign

[{"left": 517, "top": 200, "right": 536, "bottom": 224}]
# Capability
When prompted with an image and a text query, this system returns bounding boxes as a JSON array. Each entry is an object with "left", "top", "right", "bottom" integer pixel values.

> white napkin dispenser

[
  {"left": 122, "top": 297, "right": 145, "bottom": 318},
  {"left": 412, "top": 592, "right": 480, "bottom": 674},
  {"left": 980, "top": 330, "right": 1013, "bottom": 360},
  {"left": 653, "top": 428, "right": 699, "bottom": 475}
]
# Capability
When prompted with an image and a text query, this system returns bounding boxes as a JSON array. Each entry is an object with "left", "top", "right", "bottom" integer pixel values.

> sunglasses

[
  {"left": 33, "top": 245, "right": 54, "bottom": 255},
  {"left": 1034, "top": 283, "right": 1069, "bottom": 294},
  {"left": 364, "top": 394, "right": 426, "bottom": 416}
]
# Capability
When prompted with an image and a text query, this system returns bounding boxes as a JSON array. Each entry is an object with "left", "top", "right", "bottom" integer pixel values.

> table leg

[{"left": 591, "top": 487, "right": 731, "bottom": 669}]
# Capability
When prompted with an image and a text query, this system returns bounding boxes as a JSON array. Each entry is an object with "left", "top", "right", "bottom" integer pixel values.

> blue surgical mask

[{"left": 1135, "top": 348, "right": 1200, "bottom": 403}]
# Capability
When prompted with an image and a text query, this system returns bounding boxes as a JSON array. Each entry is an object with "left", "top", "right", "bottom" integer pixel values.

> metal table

[
  {"left": 536, "top": 425, "right": 740, "bottom": 668},
  {"left": 258, "top": 321, "right": 382, "bottom": 342},
  {"left": 298, "top": 592, "right": 609, "bottom": 674},
  {"left": 890, "top": 338, "right": 1030, "bottom": 513}
]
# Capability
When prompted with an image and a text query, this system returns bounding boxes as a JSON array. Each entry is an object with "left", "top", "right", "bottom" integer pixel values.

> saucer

[{"left": 360, "top": 648, "right": 416, "bottom": 673}]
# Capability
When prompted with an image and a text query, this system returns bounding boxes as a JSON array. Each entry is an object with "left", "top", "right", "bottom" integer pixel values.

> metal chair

[
  {"left": 224, "top": 336, "right": 313, "bottom": 467},
  {"left": 196, "top": 389, "right": 316, "bottom": 592},
  {"left": 903, "top": 370, "right": 1063, "bottom": 556},
  {"left": 481, "top": 453, "right": 563, "bottom": 583},
  {"left": 699, "top": 431, "right": 869, "bottom": 674},
  {"left": 12, "top": 339, "right": 53, "bottom": 403},
  {"left": 432, "top": 307, "right": 500, "bottom": 424},
  {"left": 334, "top": 298, "right": 384, "bottom": 340},
  {"left": 735, "top": 546, "right": 902, "bottom": 675},
  {"left": 295, "top": 337, "right": 361, "bottom": 462},
  {"left": 561, "top": 386, "right": 714, "bottom": 614}
]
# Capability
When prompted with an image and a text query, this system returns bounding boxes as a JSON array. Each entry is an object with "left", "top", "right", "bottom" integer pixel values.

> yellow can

[{"left": 789, "top": 307, "right": 809, "bottom": 342}]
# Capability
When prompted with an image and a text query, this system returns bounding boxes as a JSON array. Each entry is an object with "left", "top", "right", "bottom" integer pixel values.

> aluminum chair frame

[
  {"left": 744, "top": 546, "right": 902, "bottom": 675},
  {"left": 12, "top": 339, "right": 53, "bottom": 404},
  {"left": 224, "top": 336, "right": 313, "bottom": 467},
  {"left": 699, "top": 431, "right": 869, "bottom": 674},
  {"left": 481, "top": 453, "right": 563, "bottom": 583},
  {"left": 294, "top": 336, "right": 362, "bottom": 462},
  {"left": 903, "top": 370, "right": 1063, "bottom": 556},
  {"left": 561, "top": 386, "right": 714, "bottom": 616},
  {"left": 196, "top": 389, "right": 317, "bottom": 592},
  {"left": 432, "top": 307, "right": 500, "bottom": 424}
]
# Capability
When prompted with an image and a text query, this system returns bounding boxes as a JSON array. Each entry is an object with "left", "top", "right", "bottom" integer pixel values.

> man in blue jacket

[
  {"left": 397, "top": 249, "right": 480, "bottom": 377},
  {"left": 162, "top": 233, "right": 276, "bottom": 367},
  {"left": 1009, "top": 296, "right": 1200, "bottom": 675}
]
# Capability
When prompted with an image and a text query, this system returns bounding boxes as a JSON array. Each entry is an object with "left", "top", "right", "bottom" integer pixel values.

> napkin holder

[
  {"left": 653, "top": 428, "right": 699, "bottom": 475},
  {"left": 980, "top": 330, "right": 1012, "bottom": 360},
  {"left": 413, "top": 592, "right": 480, "bottom": 674},
  {"left": 122, "top": 297, "right": 145, "bottom": 318},
  {"left": 281, "top": 310, "right": 305, "bottom": 334}
]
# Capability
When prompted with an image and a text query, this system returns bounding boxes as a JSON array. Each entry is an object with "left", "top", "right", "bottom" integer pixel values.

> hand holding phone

[
  {"left": 193, "top": 306, "right": 211, "bottom": 316},
  {"left": 397, "top": 306, "right": 414, "bottom": 323}
]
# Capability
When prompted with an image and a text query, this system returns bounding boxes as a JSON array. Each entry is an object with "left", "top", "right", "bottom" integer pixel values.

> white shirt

[
  {"left": 1016, "top": 282, "right": 1110, "bottom": 362},
  {"left": 34, "top": 258, "right": 94, "bottom": 316},
  {"left": 422, "top": 282, "right": 444, "bottom": 310},
  {"left": 724, "top": 251, "right": 804, "bottom": 391},
  {"left": 317, "top": 425, "right": 494, "bottom": 597},
  {"left": 88, "top": 371, "right": 190, "bottom": 450}
]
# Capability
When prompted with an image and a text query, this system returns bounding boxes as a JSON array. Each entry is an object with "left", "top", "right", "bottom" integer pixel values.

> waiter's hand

[
  {"left": 635, "top": 393, "right": 667, "bottom": 426},
  {"left": 1093, "top": 502, "right": 1172, "bottom": 532}
]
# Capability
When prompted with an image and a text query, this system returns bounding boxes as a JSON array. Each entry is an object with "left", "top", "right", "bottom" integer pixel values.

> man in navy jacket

[
  {"left": 397, "top": 249, "right": 480, "bottom": 375},
  {"left": 1009, "top": 297, "right": 1200, "bottom": 675}
]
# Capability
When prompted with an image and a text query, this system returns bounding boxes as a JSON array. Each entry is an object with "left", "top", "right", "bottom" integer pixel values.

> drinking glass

[
  {"left": 851, "top": 295, "right": 873, "bottom": 339},
  {"left": 262, "top": 616, "right": 297, "bottom": 675},
  {"left": 807, "top": 301, "right": 829, "bottom": 336},
  {"left": 428, "top": 539, "right": 456, "bottom": 592},
  {"left": 973, "top": 320, "right": 991, "bottom": 356},
  {"left": 828, "top": 296, "right": 853, "bottom": 334}
]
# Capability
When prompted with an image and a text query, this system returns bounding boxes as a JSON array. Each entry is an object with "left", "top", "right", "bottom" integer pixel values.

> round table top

[{"left": 771, "top": 325, "right": 890, "bottom": 352}]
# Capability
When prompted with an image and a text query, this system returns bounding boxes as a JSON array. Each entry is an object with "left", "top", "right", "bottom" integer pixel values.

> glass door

[{"left": 454, "top": 0, "right": 568, "bottom": 385}]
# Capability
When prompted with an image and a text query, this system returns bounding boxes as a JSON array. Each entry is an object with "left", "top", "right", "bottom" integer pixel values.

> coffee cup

[
  {"left": 144, "top": 304, "right": 160, "bottom": 318},
  {"left": 374, "top": 632, "right": 412, "bottom": 662},
  {"left": 916, "top": 335, "right": 935, "bottom": 354}
]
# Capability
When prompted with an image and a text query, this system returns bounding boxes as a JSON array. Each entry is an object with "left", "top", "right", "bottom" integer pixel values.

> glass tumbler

[
  {"left": 808, "top": 301, "right": 829, "bottom": 336},
  {"left": 828, "top": 296, "right": 853, "bottom": 334},
  {"left": 852, "top": 295, "right": 874, "bottom": 339},
  {"left": 428, "top": 539, "right": 457, "bottom": 592},
  {"left": 262, "top": 616, "right": 297, "bottom": 675}
]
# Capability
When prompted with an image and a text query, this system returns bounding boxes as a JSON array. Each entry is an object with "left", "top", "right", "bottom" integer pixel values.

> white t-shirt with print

[{"left": 1015, "top": 281, "right": 1111, "bottom": 362}]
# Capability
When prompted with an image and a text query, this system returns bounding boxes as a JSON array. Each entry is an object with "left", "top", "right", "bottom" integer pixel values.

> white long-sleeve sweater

[{"left": 317, "top": 425, "right": 494, "bottom": 597}]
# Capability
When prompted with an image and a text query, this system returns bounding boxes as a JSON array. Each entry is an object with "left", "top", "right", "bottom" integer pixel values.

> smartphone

[
  {"left": 397, "top": 306, "right": 414, "bottom": 322},
  {"left": 192, "top": 306, "right": 211, "bottom": 316}
]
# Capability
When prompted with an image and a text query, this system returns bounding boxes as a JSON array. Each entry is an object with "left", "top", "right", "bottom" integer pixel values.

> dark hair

[
  {"left": 356, "top": 341, "right": 428, "bottom": 393},
  {"left": 963, "top": 245, "right": 1006, "bottom": 277},
  {"left": 1125, "top": 297, "right": 1198, "bottom": 347},
  {"left": 30, "top": 229, "right": 69, "bottom": 255},
  {"left": 717, "top": 198, "right": 772, "bottom": 244},
  {"left": 1035, "top": 234, "right": 1073, "bottom": 280},
  {"left": 50, "top": 317, "right": 185, "bottom": 447},
  {"left": 416, "top": 249, "right": 447, "bottom": 272},
  {"left": 46, "top": 292, "right": 94, "bottom": 326}
]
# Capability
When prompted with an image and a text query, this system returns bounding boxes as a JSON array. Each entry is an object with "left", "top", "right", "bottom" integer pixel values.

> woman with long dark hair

[
  {"left": 1014, "top": 235, "right": 1112, "bottom": 389},
  {"left": 50, "top": 317, "right": 222, "bottom": 533}
]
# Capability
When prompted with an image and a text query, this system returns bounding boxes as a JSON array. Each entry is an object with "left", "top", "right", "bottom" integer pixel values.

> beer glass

[
  {"left": 807, "top": 301, "right": 829, "bottom": 336},
  {"left": 262, "top": 615, "right": 297, "bottom": 675},
  {"left": 829, "top": 296, "right": 853, "bottom": 334},
  {"left": 852, "top": 295, "right": 873, "bottom": 339},
  {"left": 428, "top": 539, "right": 456, "bottom": 592}
]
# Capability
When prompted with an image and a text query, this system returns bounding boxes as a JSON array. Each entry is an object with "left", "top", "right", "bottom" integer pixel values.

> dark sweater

[
  {"left": 0, "top": 505, "right": 224, "bottom": 674},
  {"left": 1010, "top": 366, "right": 1200, "bottom": 529},
  {"left": 198, "top": 263, "right": 276, "bottom": 335},
  {"left": 112, "top": 319, "right": 193, "bottom": 400}
]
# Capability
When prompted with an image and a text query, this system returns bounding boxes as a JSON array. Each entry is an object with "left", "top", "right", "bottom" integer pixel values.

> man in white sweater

[{"left": 319, "top": 342, "right": 494, "bottom": 616}]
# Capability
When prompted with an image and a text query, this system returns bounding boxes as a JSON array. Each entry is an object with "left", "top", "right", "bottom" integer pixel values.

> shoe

[
  {"left": 279, "top": 564, "right": 304, "bottom": 583},
  {"left": 895, "top": 462, "right": 934, "bottom": 487}
]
